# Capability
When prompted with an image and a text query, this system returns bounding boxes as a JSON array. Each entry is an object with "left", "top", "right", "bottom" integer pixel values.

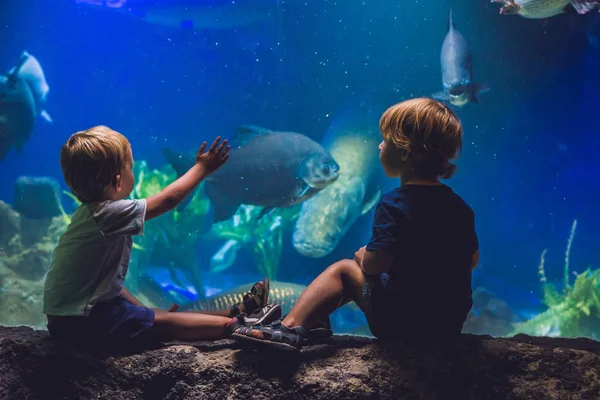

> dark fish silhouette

[{"left": 163, "top": 125, "right": 340, "bottom": 222}]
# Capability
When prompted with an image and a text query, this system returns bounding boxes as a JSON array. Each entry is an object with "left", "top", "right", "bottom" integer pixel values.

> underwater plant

[
  {"left": 208, "top": 204, "right": 302, "bottom": 281},
  {"left": 512, "top": 220, "right": 600, "bottom": 339},
  {"left": 127, "top": 160, "right": 212, "bottom": 297}
]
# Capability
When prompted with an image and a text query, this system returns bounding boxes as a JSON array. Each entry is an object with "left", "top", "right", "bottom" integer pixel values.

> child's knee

[
  {"left": 328, "top": 259, "right": 357, "bottom": 275},
  {"left": 331, "top": 259, "right": 363, "bottom": 284}
]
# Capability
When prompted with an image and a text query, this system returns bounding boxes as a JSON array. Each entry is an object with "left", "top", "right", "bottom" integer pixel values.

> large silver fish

[
  {"left": 179, "top": 280, "right": 361, "bottom": 316},
  {"left": 163, "top": 125, "right": 340, "bottom": 222},
  {"left": 292, "top": 102, "right": 384, "bottom": 258},
  {"left": 432, "top": 11, "right": 489, "bottom": 108},
  {"left": 179, "top": 281, "right": 308, "bottom": 315},
  {"left": 491, "top": 0, "right": 599, "bottom": 19},
  {"left": 0, "top": 52, "right": 52, "bottom": 161}
]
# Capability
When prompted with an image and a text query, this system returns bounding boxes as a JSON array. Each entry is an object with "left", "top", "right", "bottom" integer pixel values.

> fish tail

[{"left": 448, "top": 9, "right": 455, "bottom": 30}]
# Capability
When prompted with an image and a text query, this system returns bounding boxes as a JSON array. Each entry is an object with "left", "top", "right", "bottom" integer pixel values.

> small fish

[
  {"left": 179, "top": 281, "right": 309, "bottom": 315},
  {"left": 163, "top": 125, "right": 340, "bottom": 223},
  {"left": 432, "top": 11, "right": 489, "bottom": 107},
  {"left": 491, "top": 0, "right": 599, "bottom": 19}
]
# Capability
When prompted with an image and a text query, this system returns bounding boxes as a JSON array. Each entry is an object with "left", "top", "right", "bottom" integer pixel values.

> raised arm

[{"left": 145, "top": 137, "right": 230, "bottom": 221}]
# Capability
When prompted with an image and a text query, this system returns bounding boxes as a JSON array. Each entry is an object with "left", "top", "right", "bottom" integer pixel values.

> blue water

[{"left": 1, "top": 0, "right": 600, "bottom": 336}]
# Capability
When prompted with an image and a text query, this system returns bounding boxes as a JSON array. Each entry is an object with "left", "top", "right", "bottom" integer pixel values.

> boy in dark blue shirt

[{"left": 232, "top": 98, "right": 480, "bottom": 352}]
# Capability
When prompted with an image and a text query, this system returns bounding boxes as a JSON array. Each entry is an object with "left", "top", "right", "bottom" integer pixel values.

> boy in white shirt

[{"left": 43, "top": 125, "right": 280, "bottom": 344}]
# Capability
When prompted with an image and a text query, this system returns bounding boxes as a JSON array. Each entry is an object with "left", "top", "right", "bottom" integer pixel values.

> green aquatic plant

[
  {"left": 133, "top": 160, "right": 174, "bottom": 199},
  {"left": 512, "top": 220, "right": 600, "bottom": 338},
  {"left": 208, "top": 204, "right": 302, "bottom": 280}
]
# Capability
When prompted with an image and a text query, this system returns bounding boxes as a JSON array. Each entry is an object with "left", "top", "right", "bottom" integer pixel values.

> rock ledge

[{"left": 1, "top": 325, "right": 599, "bottom": 399}]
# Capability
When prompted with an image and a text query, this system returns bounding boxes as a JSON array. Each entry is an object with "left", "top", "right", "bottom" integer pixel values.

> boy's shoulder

[
  {"left": 88, "top": 198, "right": 146, "bottom": 216},
  {"left": 380, "top": 184, "right": 474, "bottom": 214}
]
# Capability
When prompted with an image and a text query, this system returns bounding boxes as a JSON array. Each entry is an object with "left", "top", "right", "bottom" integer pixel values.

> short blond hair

[
  {"left": 60, "top": 125, "right": 131, "bottom": 203},
  {"left": 379, "top": 98, "right": 463, "bottom": 179}
]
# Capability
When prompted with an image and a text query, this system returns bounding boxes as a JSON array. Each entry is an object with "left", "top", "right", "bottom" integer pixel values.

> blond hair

[
  {"left": 60, "top": 125, "right": 131, "bottom": 203},
  {"left": 379, "top": 98, "right": 463, "bottom": 179}
]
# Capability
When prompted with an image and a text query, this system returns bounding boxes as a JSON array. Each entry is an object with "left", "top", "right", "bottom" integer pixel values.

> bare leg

[
  {"left": 187, "top": 309, "right": 232, "bottom": 317},
  {"left": 149, "top": 309, "right": 232, "bottom": 341},
  {"left": 282, "top": 259, "right": 368, "bottom": 330},
  {"left": 165, "top": 303, "right": 232, "bottom": 317}
]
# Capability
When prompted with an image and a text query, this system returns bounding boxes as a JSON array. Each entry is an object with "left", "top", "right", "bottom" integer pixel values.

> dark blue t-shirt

[{"left": 366, "top": 183, "right": 478, "bottom": 335}]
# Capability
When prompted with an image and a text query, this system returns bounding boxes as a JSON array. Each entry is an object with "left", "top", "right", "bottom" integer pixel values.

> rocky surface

[{"left": 1, "top": 326, "right": 599, "bottom": 400}]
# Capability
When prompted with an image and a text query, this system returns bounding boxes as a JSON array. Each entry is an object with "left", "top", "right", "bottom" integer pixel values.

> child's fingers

[
  {"left": 198, "top": 142, "right": 207, "bottom": 154},
  {"left": 208, "top": 136, "right": 221, "bottom": 153},
  {"left": 216, "top": 139, "right": 228, "bottom": 153}
]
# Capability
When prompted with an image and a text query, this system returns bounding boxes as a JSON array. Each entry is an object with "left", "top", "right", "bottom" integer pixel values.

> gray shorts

[{"left": 361, "top": 273, "right": 392, "bottom": 338}]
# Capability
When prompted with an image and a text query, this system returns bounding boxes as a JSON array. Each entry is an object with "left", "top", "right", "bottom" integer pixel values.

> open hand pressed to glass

[{"left": 195, "top": 136, "right": 230, "bottom": 175}]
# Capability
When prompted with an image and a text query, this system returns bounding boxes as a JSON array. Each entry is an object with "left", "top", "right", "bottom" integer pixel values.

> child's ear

[
  {"left": 400, "top": 149, "right": 409, "bottom": 162},
  {"left": 114, "top": 174, "right": 122, "bottom": 190}
]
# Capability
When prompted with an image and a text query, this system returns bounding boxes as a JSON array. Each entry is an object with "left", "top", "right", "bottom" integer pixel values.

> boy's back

[
  {"left": 367, "top": 183, "right": 477, "bottom": 338},
  {"left": 43, "top": 199, "right": 146, "bottom": 317}
]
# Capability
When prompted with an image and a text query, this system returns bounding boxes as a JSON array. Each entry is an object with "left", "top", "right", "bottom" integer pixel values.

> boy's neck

[{"left": 401, "top": 176, "right": 441, "bottom": 186}]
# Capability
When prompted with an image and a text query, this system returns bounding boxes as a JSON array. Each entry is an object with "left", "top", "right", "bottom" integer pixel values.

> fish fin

[
  {"left": 233, "top": 125, "right": 273, "bottom": 146},
  {"left": 162, "top": 148, "right": 195, "bottom": 178},
  {"left": 569, "top": 0, "right": 599, "bottom": 15},
  {"left": 292, "top": 183, "right": 320, "bottom": 204},
  {"left": 297, "top": 184, "right": 311, "bottom": 198},
  {"left": 475, "top": 83, "right": 490, "bottom": 95},
  {"left": 432, "top": 90, "right": 449, "bottom": 101},
  {"left": 258, "top": 207, "right": 277, "bottom": 220},
  {"left": 205, "top": 182, "right": 240, "bottom": 223},
  {"left": 40, "top": 110, "right": 53, "bottom": 124},
  {"left": 7, "top": 52, "right": 30, "bottom": 78},
  {"left": 212, "top": 201, "right": 240, "bottom": 222},
  {"left": 361, "top": 188, "right": 382, "bottom": 216},
  {"left": 235, "top": 125, "right": 273, "bottom": 135},
  {"left": 471, "top": 83, "right": 490, "bottom": 103},
  {"left": 448, "top": 9, "right": 455, "bottom": 30}
]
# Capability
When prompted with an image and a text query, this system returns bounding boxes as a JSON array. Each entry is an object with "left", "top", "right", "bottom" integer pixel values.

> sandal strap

[{"left": 237, "top": 321, "right": 307, "bottom": 348}]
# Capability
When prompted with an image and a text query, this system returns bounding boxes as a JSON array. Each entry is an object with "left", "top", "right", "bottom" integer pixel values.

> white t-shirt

[{"left": 43, "top": 199, "right": 146, "bottom": 317}]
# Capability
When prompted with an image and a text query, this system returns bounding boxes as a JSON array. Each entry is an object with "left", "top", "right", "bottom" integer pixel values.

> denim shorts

[{"left": 47, "top": 296, "right": 155, "bottom": 343}]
